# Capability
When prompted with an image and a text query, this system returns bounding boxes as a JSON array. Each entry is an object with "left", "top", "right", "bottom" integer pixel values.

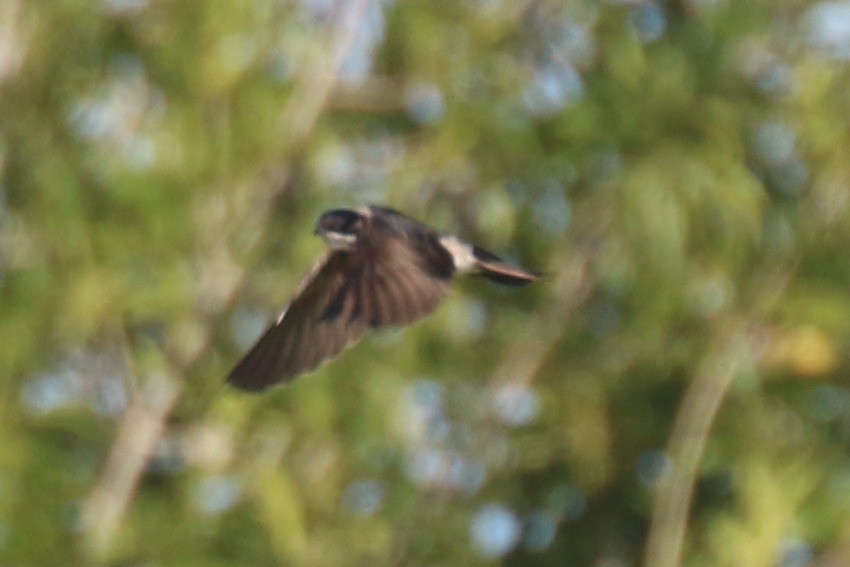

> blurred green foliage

[{"left": 2, "top": 0, "right": 850, "bottom": 566}]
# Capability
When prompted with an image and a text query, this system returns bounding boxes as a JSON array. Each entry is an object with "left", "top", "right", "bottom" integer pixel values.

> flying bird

[{"left": 227, "top": 205, "right": 536, "bottom": 391}]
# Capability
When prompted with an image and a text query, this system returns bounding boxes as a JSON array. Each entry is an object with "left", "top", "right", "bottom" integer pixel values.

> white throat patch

[{"left": 323, "top": 231, "right": 357, "bottom": 251}]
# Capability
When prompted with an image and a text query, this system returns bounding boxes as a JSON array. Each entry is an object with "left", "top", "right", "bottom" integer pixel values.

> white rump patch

[{"left": 439, "top": 235, "right": 478, "bottom": 272}]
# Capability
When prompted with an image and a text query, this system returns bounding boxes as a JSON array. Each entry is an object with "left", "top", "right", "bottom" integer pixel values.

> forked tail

[{"left": 472, "top": 245, "right": 537, "bottom": 286}]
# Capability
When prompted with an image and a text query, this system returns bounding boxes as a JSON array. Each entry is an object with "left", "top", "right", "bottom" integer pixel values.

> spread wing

[
  {"left": 226, "top": 253, "right": 366, "bottom": 391},
  {"left": 227, "top": 230, "right": 452, "bottom": 391},
  {"left": 352, "top": 234, "right": 451, "bottom": 327}
]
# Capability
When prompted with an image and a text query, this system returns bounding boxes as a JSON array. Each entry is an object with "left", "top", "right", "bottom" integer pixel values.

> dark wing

[
  {"left": 353, "top": 233, "right": 452, "bottom": 327},
  {"left": 227, "top": 228, "right": 452, "bottom": 391},
  {"left": 226, "top": 253, "right": 368, "bottom": 391}
]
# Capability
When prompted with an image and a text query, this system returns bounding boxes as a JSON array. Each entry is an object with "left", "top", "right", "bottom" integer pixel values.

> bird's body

[{"left": 227, "top": 205, "right": 536, "bottom": 391}]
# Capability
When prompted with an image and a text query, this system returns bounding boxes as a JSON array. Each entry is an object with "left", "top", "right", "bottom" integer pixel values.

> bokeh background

[{"left": 2, "top": 0, "right": 850, "bottom": 565}]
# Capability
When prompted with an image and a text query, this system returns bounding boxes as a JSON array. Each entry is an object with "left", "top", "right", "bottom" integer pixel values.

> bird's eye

[
  {"left": 340, "top": 215, "right": 361, "bottom": 234},
  {"left": 319, "top": 209, "right": 362, "bottom": 235}
]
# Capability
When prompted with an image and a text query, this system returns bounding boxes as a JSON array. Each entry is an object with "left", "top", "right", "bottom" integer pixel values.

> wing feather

[
  {"left": 227, "top": 253, "right": 368, "bottom": 391},
  {"left": 359, "top": 235, "right": 449, "bottom": 327}
]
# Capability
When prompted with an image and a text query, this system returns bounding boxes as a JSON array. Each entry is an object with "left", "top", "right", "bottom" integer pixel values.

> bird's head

[{"left": 314, "top": 208, "right": 366, "bottom": 250}]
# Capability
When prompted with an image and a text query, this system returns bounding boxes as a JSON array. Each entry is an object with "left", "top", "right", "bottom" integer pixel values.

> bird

[{"left": 226, "top": 205, "right": 536, "bottom": 391}]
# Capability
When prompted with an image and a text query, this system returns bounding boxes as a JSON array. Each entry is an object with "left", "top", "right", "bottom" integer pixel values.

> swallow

[{"left": 227, "top": 205, "right": 536, "bottom": 391}]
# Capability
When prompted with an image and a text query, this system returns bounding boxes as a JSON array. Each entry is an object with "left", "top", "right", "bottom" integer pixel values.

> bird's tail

[{"left": 472, "top": 245, "right": 537, "bottom": 286}]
